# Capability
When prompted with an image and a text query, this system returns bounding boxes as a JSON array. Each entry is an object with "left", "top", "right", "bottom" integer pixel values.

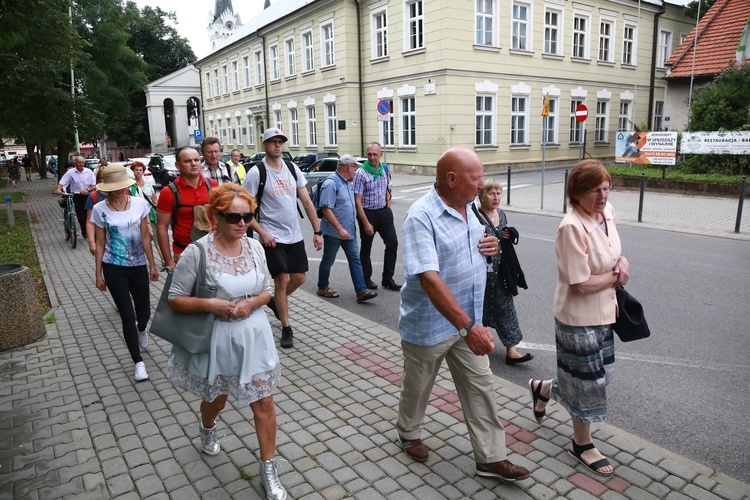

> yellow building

[{"left": 196, "top": 0, "right": 693, "bottom": 173}]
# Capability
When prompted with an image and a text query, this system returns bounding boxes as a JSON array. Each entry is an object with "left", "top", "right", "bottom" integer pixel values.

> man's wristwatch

[
  {"left": 314, "top": 231, "right": 322, "bottom": 236},
  {"left": 458, "top": 320, "right": 475, "bottom": 338}
]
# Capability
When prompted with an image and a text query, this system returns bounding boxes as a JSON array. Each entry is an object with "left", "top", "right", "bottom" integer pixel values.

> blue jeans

[{"left": 318, "top": 235, "right": 366, "bottom": 295}]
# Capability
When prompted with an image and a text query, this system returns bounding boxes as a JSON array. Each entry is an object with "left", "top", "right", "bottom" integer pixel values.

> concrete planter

[
  {"left": 0, "top": 264, "right": 46, "bottom": 351},
  {"left": 611, "top": 175, "right": 750, "bottom": 198}
]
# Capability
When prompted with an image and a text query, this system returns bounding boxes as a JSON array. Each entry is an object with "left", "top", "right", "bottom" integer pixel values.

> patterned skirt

[{"left": 549, "top": 318, "right": 614, "bottom": 423}]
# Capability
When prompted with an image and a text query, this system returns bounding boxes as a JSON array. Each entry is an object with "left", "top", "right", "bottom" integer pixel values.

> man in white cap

[{"left": 244, "top": 128, "right": 323, "bottom": 349}]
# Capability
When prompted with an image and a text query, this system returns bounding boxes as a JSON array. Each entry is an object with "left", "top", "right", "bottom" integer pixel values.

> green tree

[{"left": 683, "top": 0, "right": 718, "bottom": 22}]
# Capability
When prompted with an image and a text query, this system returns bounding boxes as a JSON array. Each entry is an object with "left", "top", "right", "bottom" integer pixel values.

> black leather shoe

[
  {"left": 280, "top": 326, "right": 293, "bottom": 348},
  {"left": 382, "top": 280, "right": 402, "bottom": 291},
  {"left": 365, "top": 280, "right": 378, "bottom": 290}
]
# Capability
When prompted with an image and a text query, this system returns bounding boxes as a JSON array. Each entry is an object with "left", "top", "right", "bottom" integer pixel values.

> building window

[
  {"left": 325, "top": 103, "right": 337, "bottom": 146},
  {"left": 217, "top": 119, "right": 223, "bottom": 140},
  {"left": 379, "top": 100, "right": 394, "bottom": 147},
  {"left": 618, "top": 101, "right": 631, "bottom": 131},
  {"left": 273, "top": 110, "right": 282, "bottom": 130},
  {"left": 289, "top": 108, "right": 299, "bottom": 146},
  {"left": 222, "top": 65, "right": 229, "bottom": 94},
  {"left": 372, "top": 11, "right": 389, "bottom": 58},
  {"left": 544, "top": 9, "right": 561, "bottom": 55},
  {"left": 237, "top": 117, "right": 243, "bottom": 146},
  {"left": 213, "top": 69, "right": 220, "bottom": 97},
  {"left": 510, "top": 96, "right": 528, "bottom": 145},
  {"left": 205, "top": 72, "right": 212, "bottom": 98},
  {"left": 595, "top": 100, "right": 609, "bottom": 142},
  {"left": 243, "top": 56, "right": 251, "bottom": 88},
  {"left": 405, "top": 0, "right": 424, "bottom": 51},
  {"left": 285, "top": 39, "right": 296, "bottom": 76},
  {"left": 573, "top": 15, "right": 588, "bottom": 59},
  {"left": 654, "top": 101, "right": 664, "bottom": 131},
  {"left": 622, "top": 25, "right": 635, "bottom": 65},
  {"left": 401, "top": 96, "right": 416, "bottom": 146},
  {"left": 569, "top": 99, "right": 584, "bottom": 142},
  {"left": 321, "top": 24, "right": 335, "bottom": 67},
  {"left": 254, "top": 51, "right": 264, "bottom": 85},
  {"left": 476, "top": 0, "right": 495, "bottom": 46},
  {"left": 475, "top": 95, "right": 495, "bottom": 146},
  {"left": 269, "top": 45, "right": 280, "bottom": 81},
  {"left": 209, "top": 120, "right": 214, "bottom": 137},
  {"left": 306, "top": 106, "right": 317, "bottom": 147},
  {"left": 543, "top": 97, "right": 558, "bottom": 143},
  {"left": 246, "top": 115, "right": 255, "bottom": 146},
  {"left": 302, "top": 31, "right": 314, "bottom": 72},
  {"left": 598, "top": 20, "right": 613, "bottom": 62},
  {"left": 225, "top": 119, "right": 232, "bottom": 145},
  {"left": 512, "top": 2, "right": 529, "bottom": 50},
  {"left": 658, "top": 30, "right": 672, "bottom": 67}
]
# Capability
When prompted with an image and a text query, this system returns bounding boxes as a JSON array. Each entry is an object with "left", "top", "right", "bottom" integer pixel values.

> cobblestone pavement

[{"left": 1, "top": 176, "right": 748, "bottom": 499}]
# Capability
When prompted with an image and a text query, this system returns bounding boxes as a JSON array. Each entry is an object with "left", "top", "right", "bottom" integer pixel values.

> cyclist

[{"left": 54, "top": 156, "right": 96, "bottom": 239}]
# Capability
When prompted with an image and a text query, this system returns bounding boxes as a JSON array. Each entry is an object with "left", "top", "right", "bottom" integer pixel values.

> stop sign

[{"left": 575, "top": 104, "right": 588, "bottom": 123}]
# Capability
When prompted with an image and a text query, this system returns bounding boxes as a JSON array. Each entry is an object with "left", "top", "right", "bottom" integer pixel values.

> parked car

[
  {"left": 292, "top": 152, "right": 339, "bottom": 172},
  {"left": 84, "top": 158, "right": 100, "bottom": 171},
  {"left": 246, "top": 151, "right": 293, "bottom": 164},
  {"left": 147, "top": 154, "right": 178, "bottom": 187},
  {"left": 303, "top": 157, "right": 341, "bottom": 191}
]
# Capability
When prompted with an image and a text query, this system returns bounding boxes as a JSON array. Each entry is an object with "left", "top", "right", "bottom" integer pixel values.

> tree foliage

[{"left": 683, "top": 0, "right": 718, "bottom": 22}]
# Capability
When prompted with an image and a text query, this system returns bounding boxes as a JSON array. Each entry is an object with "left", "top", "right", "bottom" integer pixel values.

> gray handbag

[{"left": 150, "top": 242, "right": 217, "bottom": 354}]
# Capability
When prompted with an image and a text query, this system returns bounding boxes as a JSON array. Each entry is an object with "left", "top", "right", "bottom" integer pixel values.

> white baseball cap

[
  {"left": 338, "top": 154, "right": 362, "bottom": 166},
  {"left": 262, "top": 128, "right": 288, "bottom": 143}
]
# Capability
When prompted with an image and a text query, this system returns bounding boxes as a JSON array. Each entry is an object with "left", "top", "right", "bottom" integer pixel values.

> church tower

[{"left": 208, "top": 0, "right": 243, "bottom": 50}]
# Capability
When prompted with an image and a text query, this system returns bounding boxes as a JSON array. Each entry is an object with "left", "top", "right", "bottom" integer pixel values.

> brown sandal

[{"left": 317, "top": 287, "right": 340, "bottom": 298}]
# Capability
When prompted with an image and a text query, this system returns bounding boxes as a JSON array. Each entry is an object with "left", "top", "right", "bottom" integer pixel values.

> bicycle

[{"left": 60, "top": 192, "right": 77, "bottom": 249}]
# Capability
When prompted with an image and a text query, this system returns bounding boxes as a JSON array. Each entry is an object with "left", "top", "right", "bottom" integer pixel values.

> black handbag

[
  {"left": 612, "top": 285, "right": 651, "bottom": 342},
  {"left": 150, "top": 242, "right": 217, "bottom": 353}
]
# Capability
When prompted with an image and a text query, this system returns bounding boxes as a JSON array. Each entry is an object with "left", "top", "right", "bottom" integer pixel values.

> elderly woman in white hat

[{"left": 91, "top": 165, "right": 160, "bottom": 382}]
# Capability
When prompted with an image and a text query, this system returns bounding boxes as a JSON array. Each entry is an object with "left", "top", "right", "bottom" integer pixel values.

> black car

[
  {"left": 247, "top": 151, "right": 293, "bottom": 164},
  {"left": 291, "top": 152, "right": 339, "bottom": 172}
]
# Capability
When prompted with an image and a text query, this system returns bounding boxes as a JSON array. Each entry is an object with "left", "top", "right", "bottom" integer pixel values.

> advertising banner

[
  {"left": 680, "top": 131, "right": 750, "bottom": 155},
  {"left": 615, "top": 131, "right": 678, "bottom": 165}
]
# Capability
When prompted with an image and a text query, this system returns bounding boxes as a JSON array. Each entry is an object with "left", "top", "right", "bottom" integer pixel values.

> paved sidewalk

[{"left": 1, "top": 177, "right": 749, "bottom": 499}]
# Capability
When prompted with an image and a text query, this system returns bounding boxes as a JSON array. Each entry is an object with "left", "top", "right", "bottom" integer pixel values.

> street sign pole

[
  {"left": 541, "top": 93, "right": 550, "bottom": 210},
  {"left": 575, "top": 104, "right": 588, "bottom": 161}
]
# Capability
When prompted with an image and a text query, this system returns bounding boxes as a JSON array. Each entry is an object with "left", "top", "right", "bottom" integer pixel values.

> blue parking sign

[{"left": 194, "top": 130, "right": 203, "bottom": 141}]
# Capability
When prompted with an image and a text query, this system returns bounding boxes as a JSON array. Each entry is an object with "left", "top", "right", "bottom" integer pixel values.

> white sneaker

[
  {"left": 134, "top": 362, "right": 148, "bottom": 381},
  {"left": 138, "top": 329, "right": 149, "bottom": 348}
]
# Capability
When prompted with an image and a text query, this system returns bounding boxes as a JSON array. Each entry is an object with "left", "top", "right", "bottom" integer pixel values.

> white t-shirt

[
  {"left": 91, "top": 197, "right": 151, "bottom": 267},
  {"left": 244, "top": 159, "right": 306, "bottom": 244}
]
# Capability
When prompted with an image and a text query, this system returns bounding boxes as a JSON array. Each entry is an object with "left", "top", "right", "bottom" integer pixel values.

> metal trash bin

[{"left": 0, "top": 264, "right": 46, "bottom": 351}]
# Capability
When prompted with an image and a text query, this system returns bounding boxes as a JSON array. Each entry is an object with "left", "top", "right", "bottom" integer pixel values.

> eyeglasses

[
  {"left": 584, "top": 185, "right": 613, "bottom": 195},
  {"left": 218, "top": 211, "right": 254, "bottom": 224}
]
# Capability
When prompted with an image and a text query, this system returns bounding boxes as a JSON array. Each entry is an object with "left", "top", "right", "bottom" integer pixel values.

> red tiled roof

[{"left": 665, "top": 0, "right": 750, "bottom": 78}]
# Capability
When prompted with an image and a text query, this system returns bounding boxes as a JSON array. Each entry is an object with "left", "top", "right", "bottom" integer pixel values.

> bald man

[{"left": 395, "top": 147, "right": 530, "bottom": 482}]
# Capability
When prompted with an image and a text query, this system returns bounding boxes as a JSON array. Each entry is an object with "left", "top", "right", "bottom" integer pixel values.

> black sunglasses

[{"left": 218, "top": 211, "right": 254, "bottom": 224}]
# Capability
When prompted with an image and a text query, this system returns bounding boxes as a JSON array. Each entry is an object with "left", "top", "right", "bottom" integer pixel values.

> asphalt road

[{"left": 295, "top": 172, "right": 750, "bottom": 484}]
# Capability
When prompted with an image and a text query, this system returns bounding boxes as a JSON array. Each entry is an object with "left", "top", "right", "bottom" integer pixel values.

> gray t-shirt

[{"left": 244, "top": 159, "right": 306, "bottom": 244}]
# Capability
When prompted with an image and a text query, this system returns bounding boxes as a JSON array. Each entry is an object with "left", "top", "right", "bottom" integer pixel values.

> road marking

[{"left": 518, "top": 341, "right": 750, "bottom": 372}]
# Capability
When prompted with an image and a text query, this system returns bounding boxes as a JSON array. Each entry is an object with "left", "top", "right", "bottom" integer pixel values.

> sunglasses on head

[{"left": 218, "top": 211, "right": 254, "bottom": 224}]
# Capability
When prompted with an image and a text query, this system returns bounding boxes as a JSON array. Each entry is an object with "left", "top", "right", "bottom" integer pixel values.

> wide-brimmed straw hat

[{"left": 96, "top": 165, "right": 136, "bottom": 192}]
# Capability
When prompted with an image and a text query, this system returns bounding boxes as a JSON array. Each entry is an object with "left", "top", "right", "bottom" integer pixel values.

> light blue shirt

[
  {"left": 399, "top": 187, "right": 486, "bottom": 346},
  {"left": 319, "top": 172, "right": 356, "bottom": 238}
]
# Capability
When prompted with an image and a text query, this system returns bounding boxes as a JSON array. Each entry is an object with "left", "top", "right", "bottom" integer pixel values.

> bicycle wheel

[
  {"left": 68, "top": 212, "right": 77, "bottom": 249},
  {"left": 63, "top": 208, "right": 71, "bottom": 241}
]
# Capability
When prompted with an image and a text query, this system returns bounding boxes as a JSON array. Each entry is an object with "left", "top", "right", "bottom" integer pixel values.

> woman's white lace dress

[{"left": 167, "top": 234, "right": 280, "bottom": 406}]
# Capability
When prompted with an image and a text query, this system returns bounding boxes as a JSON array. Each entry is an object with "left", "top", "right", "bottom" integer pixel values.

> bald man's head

[{"left": 435, "top": 147, "right": 485, "bottom": 207}]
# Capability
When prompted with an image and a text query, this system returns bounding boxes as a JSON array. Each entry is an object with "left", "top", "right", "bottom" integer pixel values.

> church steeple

[
  {"left": 208, "top": 0, "right": 242, "bottom": 50},
  {"left": 212, "top": 0, "right": 234, "bottom": 24}
]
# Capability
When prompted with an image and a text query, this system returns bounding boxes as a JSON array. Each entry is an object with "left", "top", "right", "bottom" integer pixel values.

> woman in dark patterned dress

[{"left": 476, "top": 179, "right": 532, "bottom": 365}]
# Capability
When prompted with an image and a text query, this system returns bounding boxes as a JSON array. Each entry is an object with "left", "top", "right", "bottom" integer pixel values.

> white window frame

[
  {"left": 404, "top": 0, "right": 424, "bottom": 52},
  {"left": 622, "top": 24, "right": 636, "bottom": 65},
  {"left": 209, "top": 119, "right": 214, "bottom": 137},
  {"left": 598, "top": 19, "right": 614, "bottom": 63},
  {"left": 232, "top": 61, "right": 239, "bottom": 91},
  {"left": 205, "top": 72, "right": 212, "bottom": 98},
  {"left": 544, "top": 9, "right": 562, "bottom": 56},
  {"left": 269, "top": 45, "right": 280, "bottom": 81},
  {"left": 618, "top": 101, "right": 632, "bottom": 131},
  {"left": 306, "top": 105, "right": 317, "bottom": 147},
  {"left": 289, "top": 108, "right": 300, "bottom": 147},
  {"left": 274, "top": 109, "right": 282, "bottom": 130},
  {"left": 217, "top": 119, "right": 223, "bottom": 141},
  {"left": 595, "top": 100, "right": 609, "bottom": 142},
  {"left": 569, "top": 99, "right": 585, "bottom": 143},
  {"left": 658, "top": 30, "right": 672, "bottom": 68},
  {"left": 543, "top": 97, "right": 558, "bottom": 144},
  {"left": 243, "top": 56, "right": 251, "bottom": 88},
  {"left": 213, "top": 69, "right": 220, "bottom": 97},
  {"left": 254, "top": 50, "right": 264, "bottom": 86},
  {"left": 378, "top": 99, "right": 394, "bottom": 148},
  {"left": 285, "top": 38, "right": 296, "bottom": 77},
  {"left": 510, "top": 96, "right": 528, "bottom": 145},
  {"left": 325, "top": 102, "right": 337, "bottom": 147},
  {"left": 246, "top": 113, "right": 255, "bottom": 147},
  {"left": 475, "top": 94, "right": 495, "bottom": 146},
  {"left": 237, "top": 116, "right": 243, "bottom": 146},
  {"left": 302, "top": 31, "right": 314, "bottom": 73},
  {"left": 511, "top": 2, "right": 530, "bottom": 51},
  {"left": 475, "top": 0, "right": 496, "bottom": 47},
  {"left": 372, "top": 10, "right": 389, "bottom": 59},
  {"left": 222, "top": 65, "right": 229, "bottom": 94},
  {"left": 321, "top": 23, "right": 335, "bottom": 68},
  {"left": 654, "top": 101, "right": 664, "bottom": 131},
  {"left": 400, "top": 96, "right": 416, "bottom": 147},
  {"left": 572, "top": 14, "right": 589, "bottom": 59}
]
